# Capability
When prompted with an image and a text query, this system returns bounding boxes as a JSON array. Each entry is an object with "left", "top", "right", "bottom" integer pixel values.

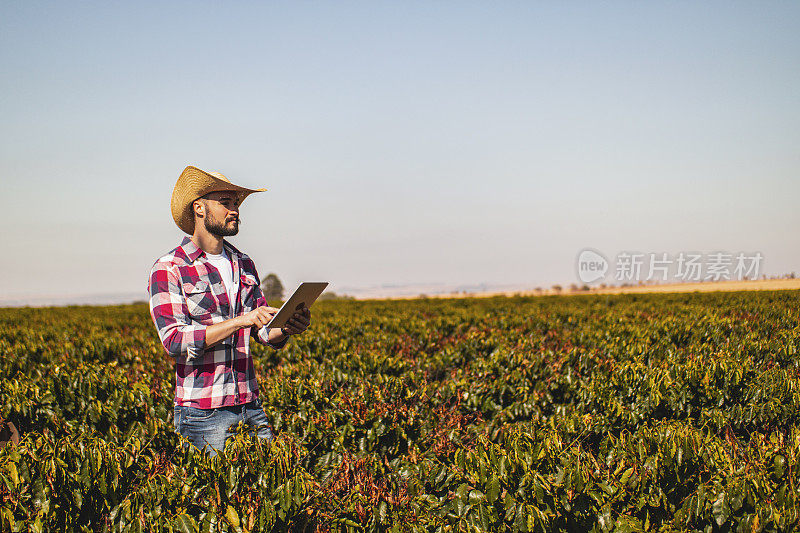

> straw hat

[{"left": 171, "top": 165, "right": 267, "bottom": 235}]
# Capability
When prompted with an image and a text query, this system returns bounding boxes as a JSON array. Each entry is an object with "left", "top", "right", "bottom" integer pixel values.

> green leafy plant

[{"left": 1, "top": 291, "right": 799, "bottom": 531}]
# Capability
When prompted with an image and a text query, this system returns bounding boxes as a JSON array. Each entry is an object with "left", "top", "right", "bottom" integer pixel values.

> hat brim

[{"left": 171, "top": 166, "right": 267, "bottom": 235}]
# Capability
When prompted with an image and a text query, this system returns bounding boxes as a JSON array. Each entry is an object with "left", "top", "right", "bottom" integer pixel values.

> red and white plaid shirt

[{"left": 147, "top": 236, "right": 287, "bottom": 408}]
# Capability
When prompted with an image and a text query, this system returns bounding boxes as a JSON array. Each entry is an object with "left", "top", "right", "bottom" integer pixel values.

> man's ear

[{"left": 193, "top": 199, "right": 205, "bottom": 219}]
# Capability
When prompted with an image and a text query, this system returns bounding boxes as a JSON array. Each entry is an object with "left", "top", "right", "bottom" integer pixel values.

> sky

[{"left": 1, "top": 1, "right": 798, "bottom": 302}]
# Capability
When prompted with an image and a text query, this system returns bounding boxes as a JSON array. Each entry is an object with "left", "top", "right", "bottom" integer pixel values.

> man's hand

[
  {"left": 238, "top": 306, "right": 280, "bottom": 329},
  {"left": 282, "top": 306, "right": 311, "bottom": 335}
]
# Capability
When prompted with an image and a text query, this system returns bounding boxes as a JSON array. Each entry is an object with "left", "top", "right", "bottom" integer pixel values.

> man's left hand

[{"left": 282, "top": 306, "right": 311, "bottom": 336}]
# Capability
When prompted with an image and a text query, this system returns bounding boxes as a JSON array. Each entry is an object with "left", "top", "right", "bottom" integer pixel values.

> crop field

[{"left": 1, "top": 290, "right": 799, "bottom": 532}]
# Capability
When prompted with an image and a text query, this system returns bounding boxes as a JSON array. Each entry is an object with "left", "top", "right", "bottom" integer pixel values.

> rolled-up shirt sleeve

[
  {"left": 148, "top": 262, "right": 207, "bottom": 361},
  {"left": 253, "top": 324, "right": 289, "bottom": 349}
]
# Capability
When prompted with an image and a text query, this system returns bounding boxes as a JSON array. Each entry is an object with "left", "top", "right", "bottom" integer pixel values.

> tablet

[{"left": 265, "top": 282, "right": 329, "bottom": 329}]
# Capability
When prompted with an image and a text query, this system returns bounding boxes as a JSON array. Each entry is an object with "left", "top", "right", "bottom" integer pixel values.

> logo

[
  {"left": 574, "top": 249, "right": 763, "bottom": 284},
  {"left": 576, "top": 249, "right": 609, "bottom": 283}
]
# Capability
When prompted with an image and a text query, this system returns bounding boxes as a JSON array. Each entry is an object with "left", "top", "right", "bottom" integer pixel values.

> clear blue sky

[{"left": 1, "top": 1, "right": 798, "bottom": 300}]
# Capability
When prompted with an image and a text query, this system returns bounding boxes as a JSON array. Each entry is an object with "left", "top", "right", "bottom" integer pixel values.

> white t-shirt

[
  {"left": 205, "top": 249, "right": 236, "bottom": 311},
  {"left": 206, "top": 248, "right": 250, "bottom": 350}
]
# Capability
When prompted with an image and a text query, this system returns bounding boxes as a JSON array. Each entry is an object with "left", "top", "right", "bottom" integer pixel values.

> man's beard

[{"left": 204, "top": 213, "right": 239, "bottom": 237}]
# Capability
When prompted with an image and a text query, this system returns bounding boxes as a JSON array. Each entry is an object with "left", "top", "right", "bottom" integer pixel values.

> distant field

[
  {"left": 1, "top": 290, "right": 799, "bottom": 531},
  {"left": 424, "top": 278, "right": 800, "bottom": 300},
  {"left": 584, "top": 278, "right": 800, "bottom": 295}
]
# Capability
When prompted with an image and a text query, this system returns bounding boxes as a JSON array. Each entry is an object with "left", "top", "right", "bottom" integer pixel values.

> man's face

[{"left": 196, "top": 191, "right": 242, "bottom": 237}]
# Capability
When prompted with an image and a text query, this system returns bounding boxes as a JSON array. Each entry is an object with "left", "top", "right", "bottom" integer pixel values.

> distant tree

[
  {"left": 552, "top": 284, "right": 562, "bottom": 293},
  {"left": 261, "top": 273, "right": 284, "bottom": 301}
]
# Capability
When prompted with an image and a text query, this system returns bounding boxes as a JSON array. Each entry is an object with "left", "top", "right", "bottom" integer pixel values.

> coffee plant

[{"left": 0, "top": 290, "right": 798, "bottom": 531}]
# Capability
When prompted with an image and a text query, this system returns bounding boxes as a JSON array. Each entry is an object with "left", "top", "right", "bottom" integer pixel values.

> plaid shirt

[{"left": 147, "top": 236, "right": 287, "bottom": 408}]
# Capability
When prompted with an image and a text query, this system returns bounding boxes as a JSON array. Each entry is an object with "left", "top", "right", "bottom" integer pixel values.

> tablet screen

[{"left": 265, "top": 282, "right": 329, "bottom": 329}]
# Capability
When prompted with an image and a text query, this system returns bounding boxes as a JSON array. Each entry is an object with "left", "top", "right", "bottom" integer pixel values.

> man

[{"left": 147, "top": 165, "right": 311, "bottom": 456}]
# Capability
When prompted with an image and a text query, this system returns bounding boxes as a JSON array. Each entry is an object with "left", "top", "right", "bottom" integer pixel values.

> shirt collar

[
  {"left": 222, "top": 239, "right": 244, "bottom": 258},
  {"left": 178, "top": 236, "right": 244, "bottom": 264},
  {"left": 177, "top": 237, "right": 204, "bottom": 263}
]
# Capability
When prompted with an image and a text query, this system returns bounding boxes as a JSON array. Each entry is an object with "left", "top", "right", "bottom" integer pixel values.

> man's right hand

[{"left": 238, "top": 306, "right": 280, "bottom": 329}]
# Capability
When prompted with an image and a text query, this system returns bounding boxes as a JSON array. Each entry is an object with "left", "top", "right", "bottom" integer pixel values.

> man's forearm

[
  {"left": 267, "top": 327, "right": 290, "bottom": 345},
  {"left": 207, "top": 318, "right": 290, "bottom": 348},
  {"left": 205, "top": 316, "right": 245, "bottom": 348},
  {"left": 206, "top": 307, "right": 292, "bottom": 349}
]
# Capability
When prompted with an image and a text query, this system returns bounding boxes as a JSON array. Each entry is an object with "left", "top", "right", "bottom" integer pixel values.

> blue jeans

[{"left": 173, "top": 398, "right": 273, "bottom": 456}]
